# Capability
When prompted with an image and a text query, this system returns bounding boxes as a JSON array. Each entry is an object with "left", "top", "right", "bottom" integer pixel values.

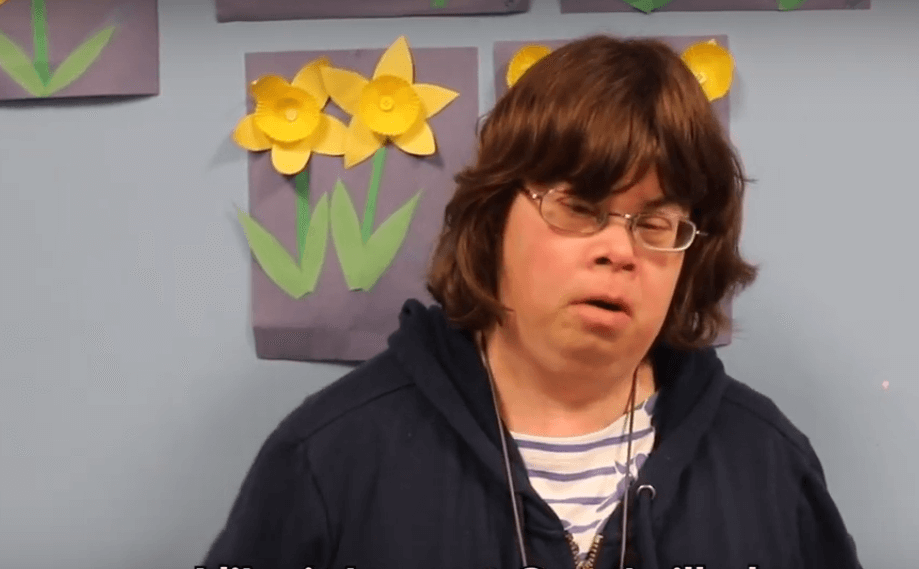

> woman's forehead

[{"left": 551, "top": 172, "right": 673, "bottom": 202}]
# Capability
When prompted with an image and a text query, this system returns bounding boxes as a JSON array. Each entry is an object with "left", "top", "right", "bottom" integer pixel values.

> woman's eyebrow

[{"left": 640, "top": 196, "right": 678, "bottom": 210}]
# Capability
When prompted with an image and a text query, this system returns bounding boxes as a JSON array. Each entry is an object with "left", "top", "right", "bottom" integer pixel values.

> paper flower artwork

[
  {"left": 215, "top": 0, "right": 529, "bottom": 23},
  {"left": 238, "top": 41, "right": 477, "bottom": 362},
  {"left": 233, "top": 58, "right": 347, "bottom": 175},
  {"left": 311, "top": 36, "right": 458, "bottom": 293},
  {"left": 560, "top": 0, "right": 867, "bottom": 14},
  {"left": 506, "top": 44, "right": 551, "bottom": 88},
  {"left": 232, "top": 58, "right": 346, "bottom": 299},
  {"left": 235, "top": 38, "right": 460, "bottom": 301},
  {"left": 621, "top": 0, "right": 675, "bottom": 12},
  {"left": 0, "top": 0, "right": 159, "bottom": 100},
  {"left": 681, "top": 39, "right": 734, "bottom": 101},
  {"left": 320, "top": 36, "right": 458, "bottom": 168},
  {"left": 0, "top": 0, "right": 113, "bottom": 97}
]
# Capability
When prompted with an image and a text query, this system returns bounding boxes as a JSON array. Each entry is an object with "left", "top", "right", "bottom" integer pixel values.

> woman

[{"left": 202, "top": 35, "right": 862, "bottom": 569}]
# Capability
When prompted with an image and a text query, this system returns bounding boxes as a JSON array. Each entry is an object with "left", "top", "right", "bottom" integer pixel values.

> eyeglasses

[{"left": 525, "top": 187, "right": 706, "bottom": 252}]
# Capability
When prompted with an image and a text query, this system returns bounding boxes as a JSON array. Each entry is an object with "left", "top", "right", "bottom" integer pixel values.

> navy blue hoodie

[{"left": 202, "top": 299, "right": 862, "bottom": 569}]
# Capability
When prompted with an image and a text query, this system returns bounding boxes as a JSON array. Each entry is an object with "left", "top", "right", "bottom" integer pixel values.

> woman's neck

[{"left": 480, "top": 329, "right": 655, "bottom": 438}]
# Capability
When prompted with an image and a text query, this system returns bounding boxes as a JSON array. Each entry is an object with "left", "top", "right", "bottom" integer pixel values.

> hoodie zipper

[{"left": 566, "top": 531, "right": 604, "bottom": 569}]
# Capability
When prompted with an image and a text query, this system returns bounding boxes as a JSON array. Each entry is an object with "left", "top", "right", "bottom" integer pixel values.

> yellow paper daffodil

[
  {"left": 506, "top": 44, "right": 552, "bottom": 88},
  {"left": 0, "top": 0, "right": 9, "bottom": 6},
  {"left": 320, "top": 36, "right": 459, "bottom": 168},
  {"left": 681, "top": 39, "right": 734, "bottom": 102},
  {"left": 233, "top": 57, "right": 347, "bottom": 175}
]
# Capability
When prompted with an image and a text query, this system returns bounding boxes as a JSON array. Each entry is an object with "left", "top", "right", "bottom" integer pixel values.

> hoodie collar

[
  {"left": 388, "top": 299, "right": 730, "bottom": 538},
  {"left": 388, "top": 300, "right": 513, "bottom": 487}
]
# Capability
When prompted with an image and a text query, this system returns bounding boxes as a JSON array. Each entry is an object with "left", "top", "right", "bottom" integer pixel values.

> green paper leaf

[
  {"left": 298, "top": 193, "right": 330, "bottom": 293},
  {"left": 330, "top": 179, "right": 421, "bottom": 291},
  {"left": 330, "top": 179, "right": 367, "bottom": 291},
  {"left": 0, "top": 32, "right": 46, "bottom": 96},
  {"left": 622, "top": 0, "right": 675, "bottom": 13},
  {"left": 360, "top": 190, "right": 421, "bottom": 290},
  {"left": 238, "top": 207, "right": 320, "bottom": 299},
  {"left": 778, "top": 0, "right": 807, "bottom": 9},
  {"left": 44, "top": 25, "right": 116, "bottom": 95}
]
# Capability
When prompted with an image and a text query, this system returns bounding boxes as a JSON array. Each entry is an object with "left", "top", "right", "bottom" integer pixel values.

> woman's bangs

[{"left": 566, "top": 112, "right": 662, "bottom": 202}]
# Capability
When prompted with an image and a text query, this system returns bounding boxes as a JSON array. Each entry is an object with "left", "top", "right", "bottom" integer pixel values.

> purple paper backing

[
  {"left": 217, "top": 0, "right": 528, "bottom": 23},
  {"left": 560, "top": 0, "right": 868, "bottom": 13},
  {"left": 244, "top": 45, "right": 478, "bottom": 362},
  {"left": 495, "top": 36, "right": 734, "bottom": 347},
  {"left": 0, "top": 0, "right": 159, "bottom": 101}
]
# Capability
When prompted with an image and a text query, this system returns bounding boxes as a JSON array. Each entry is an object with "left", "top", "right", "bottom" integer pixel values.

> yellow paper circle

[
  {"left": 254, "top": 86, "right": 322, "bottom": 143},
  {"left": 358, "top": 75, "right": 422, "bottom": 137},
  {"left": 506, "top": 45, "right": 552, "bottom": 88},
  {"left": 680, "top": 40, "right": 734, "bottom": 102},
  {"left": 250, "top": 75, "right": 289, "bottom": 102}
]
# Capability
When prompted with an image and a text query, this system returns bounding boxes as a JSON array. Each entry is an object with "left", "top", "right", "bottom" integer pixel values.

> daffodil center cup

[
  {"left": 680, "top": 40, "right": 734, "bottom": 102},
  {"left": 378, "top": 96, "right": 395, "bottom": 111},
  {"left": 254, "top": 86, "right": 322, "bottom": 143},
  {"left": 358, "top": 75, "right": 422, "bottom": 137},
  {"left": 506, "top": 44, "right": 552, "bottom": 87}
]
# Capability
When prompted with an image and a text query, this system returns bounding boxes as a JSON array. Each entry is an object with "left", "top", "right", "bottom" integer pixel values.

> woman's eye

[
  {"left": 562, "top": 200, "right": 596, "bottom": 216},
  {"left": 638, "top": 216, "right": 675, "bottom": 231}
]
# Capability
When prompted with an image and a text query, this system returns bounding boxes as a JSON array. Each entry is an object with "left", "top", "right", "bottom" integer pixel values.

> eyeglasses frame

[{"left": 524, "top": 187, "right": 707, "bottom": 252}]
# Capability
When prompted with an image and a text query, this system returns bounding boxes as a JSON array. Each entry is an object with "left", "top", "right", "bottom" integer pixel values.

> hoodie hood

[{"left": 388, "top": 299, "right": 732, "bottom": 564}]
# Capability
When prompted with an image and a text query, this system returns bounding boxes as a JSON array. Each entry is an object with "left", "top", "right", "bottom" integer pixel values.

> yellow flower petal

[
  {"left": 233, "top": 114, "right": 272, "bottom": 151},
  {"left": 271, "top": 139, "right": 313, "bottom": 175},
  {"left": 681, "top": 39, "right": 734, "bottom": 102},
  {"left": 311, "top": 114, "right": 347, "bottom": 156},
  {"left": 358, "top": 76, "right": 421, "bottom": 136},
  {"left": 320, "top": 65, "right": 369, "bottom": 117},
  {"left": 412, "top": 83, "right": 458, "bottom": 119},
  {"left": 344, "top": 116, "right": 385, "bottom": 168},
  {"left": 291, "top": 57, "right": 331, "bottom": 107},
  {"left": 506, "top": 45, "right": 552, "bottom": 88},
  {"left": 250, "top": 75, "right": 290, "bottom": 103},
  {"left": 373, "top": 36, "right": 414, "bottom": 83},
  {"left": 392, "top": 119, "right": 435, "bottom": 156},
  {"left": 254, "top": 85, "right": 321, "bottom": 143}
]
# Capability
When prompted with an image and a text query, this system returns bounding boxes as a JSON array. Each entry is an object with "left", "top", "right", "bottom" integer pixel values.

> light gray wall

[{"left": 1, "top": 0, "right": 915, "bottom": 567}]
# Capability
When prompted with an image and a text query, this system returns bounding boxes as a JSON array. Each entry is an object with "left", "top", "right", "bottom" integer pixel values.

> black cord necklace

[{"left": 477, "top": 336, "right": 640, "bottom": 569}]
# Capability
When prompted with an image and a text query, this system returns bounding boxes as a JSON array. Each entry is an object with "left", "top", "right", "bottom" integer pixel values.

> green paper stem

[
  {"left": 295, "top": 170, "right": 311, "bottom": 261},
  {"left": 361, "top": 146, "right": 387, "bottom": 243},
  {"left": 778, "top": 0, "right": 807, "bottom": 9},
  {"left": 31, "top": 0, "right": 50, "bottom": 84},
  {"left": 431, "top": 0, "right": 448, "bottom": 7}
]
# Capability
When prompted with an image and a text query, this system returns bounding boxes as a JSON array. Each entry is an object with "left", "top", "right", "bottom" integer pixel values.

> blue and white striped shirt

[{"left": 511, "top": 394, "right": 657, "bottom": 560}]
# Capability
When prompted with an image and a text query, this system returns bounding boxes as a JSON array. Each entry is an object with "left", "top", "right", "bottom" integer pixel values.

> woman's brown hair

[{"left": 426, "top": 35, "right": 758, "bottom": 349}]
